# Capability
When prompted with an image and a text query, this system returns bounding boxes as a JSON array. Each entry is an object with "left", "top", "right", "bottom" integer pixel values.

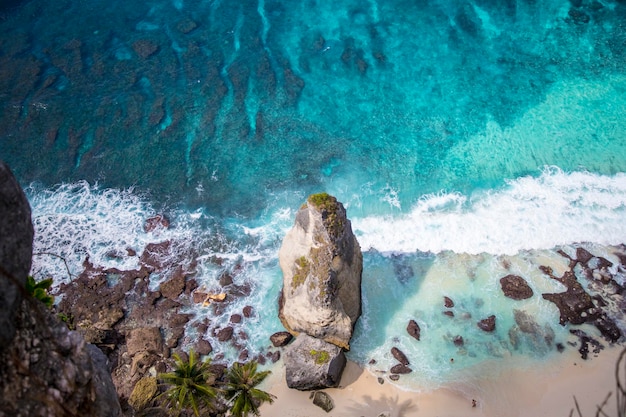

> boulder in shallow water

[
  {"left": 390, "top": 363, "right": 412, "bottom": 374},
  {"left": 477, "top": 315, "right": 496, "bottom": 332},
  {"left": 284, "top": 333, "right": 346, "bottom": 390},
  {"left": 391, "top": 347, "right": 409, "bottom": 366},
  {"left": 278, "top": 193, "right": 362, "bottom": 350},
  {"left": 407, "top": 320, "right": 421, "bottom": 340},
  {"left": 500, "top": 274, "right": 534, "bottom": 300},
  {"left": 270, "top": 331, "right": 293, "bottom": 347}
]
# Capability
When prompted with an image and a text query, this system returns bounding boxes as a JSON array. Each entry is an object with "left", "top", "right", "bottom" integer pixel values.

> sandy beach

[{"left": 260, "top": 345, "right": 624, "bottom": 417}]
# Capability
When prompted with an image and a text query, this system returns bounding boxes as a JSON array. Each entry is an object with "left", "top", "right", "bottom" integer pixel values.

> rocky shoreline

[
  {"left": 54, "top": 196, "right": 626, "bottom": 412},
  {"left": 2, "top": 161, "right": 626, "bottom": 416},
  {"left": 53, "top": 220, "right": 286, "bottom": 413}
]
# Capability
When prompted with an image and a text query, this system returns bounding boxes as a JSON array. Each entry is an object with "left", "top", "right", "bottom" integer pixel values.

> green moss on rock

[
  {"left": 307, "top": 193, "right": 345, "bottom": 240},
  {"left": 292, "top": 256, "right": 310, "bottom": 289},
  {"left": 310, "top": 349, "right": 330, "bottom": 365},
  {"left": 128, "top": 376, "right": 158, "bottom": 411}
]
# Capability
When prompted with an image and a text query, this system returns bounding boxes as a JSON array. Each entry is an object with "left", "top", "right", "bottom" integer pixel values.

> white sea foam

[
  {"left": 353, "top": 168, "right": 626, "bottom": 255},
  {"left": 26, "top": 181, "right": 204, "bottom": 285}
]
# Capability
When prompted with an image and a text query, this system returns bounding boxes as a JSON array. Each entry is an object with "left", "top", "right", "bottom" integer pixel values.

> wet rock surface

[
  {"left": 477, "top": 315, "right": 496, "bottom": 332},
  {"left": 500, "top": 274, "right": 534, "bottom": 300}
]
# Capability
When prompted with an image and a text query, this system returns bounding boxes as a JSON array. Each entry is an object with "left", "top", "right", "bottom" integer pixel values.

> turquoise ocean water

[{"left": 2, "top": 0, "right": 626, "bottom": 392}]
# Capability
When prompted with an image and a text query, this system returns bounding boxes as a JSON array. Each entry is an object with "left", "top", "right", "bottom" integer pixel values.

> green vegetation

[
  {"left": 310, "top": 349, "right": 330, "bottom": 365},
  {"left": 292, "top": 256, "right": 309, "bottom": 288},
  {"left": 25, "top": 275, "right": 54, "bottom": 308},
  {"left": 57, "top": 312, "right": 75, "bottom": 330},
  {"left": 158, "top": 350, "right": 219, "bottom": 416},
  {"left": 307, "top": 192, "right": 334, "bottom": 209},
  {"left": 307, "top": 193, "right": 344, "bottom": 239},
  {"left": 157, "top": 353, "right": 274, "bottom": 417},
  {"left": 224, "top": 361, "right": 275, "bottom": 417}
]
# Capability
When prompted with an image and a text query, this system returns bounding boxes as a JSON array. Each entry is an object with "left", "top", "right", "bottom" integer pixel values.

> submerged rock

[{"left": 278, "top": 193, "right": 362, "bottom": 350}]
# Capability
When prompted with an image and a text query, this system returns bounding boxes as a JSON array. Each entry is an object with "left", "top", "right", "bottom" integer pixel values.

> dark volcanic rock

[
  {"left": 391, "top": 347, "right": 409, "bottom": 366},
  {"left": 407, "top": 320, "right": 421, "bottom": 341},
  {"left": 576, "top": 248, "right": 594, "bottom": 265},
  {"left": 159, "top": 267, "right": 186, "bottom": 300},
  {"left": 312, "top": 391, "right": 334, "bottom": 412},
  {"left": 477, "top": 315, "right": 496, "bottom": 332},
  {"left": 390, "top": 363, "right": 412, "bottom": 374},
  {"left": 196, "top": 339, "right": 213, "bottom": 356},
  {"left": 500, "top": 274, "right": 534, "bottom": 300},
  {"left": 216, "top": 326, "right": 234, "bottom": 342},
  {"left": 143, "top": 214, "right": 169, "bottom": 232},
  {"left": 270, "top": 331, "right": 293, "bottom": 347},
  {"left": 132, "top": 39, "right": 159, "bottom": 59},
  {"left": 0, "top": 161, "right": 33, "bottom": 349},
  {"left": 444, "top": 296, "right": 455, "bottom": 308},
  {"left": 284, "top": 334, "right": 346, "bottom": 391},
  {"left": 541, "top": 268, "right": 596, "bottom": 325},
  {"left": 543, "top": 250, "right": 623, "bottom": 343},
  {"left": 453, "top": 335, "right": 464, "bottom": 347},
  {"left": 243, "top": 305, "right": 254, "bottom": 318}
]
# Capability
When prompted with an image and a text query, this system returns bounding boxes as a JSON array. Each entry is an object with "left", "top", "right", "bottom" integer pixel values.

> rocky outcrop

[
  {"left": 312, "top": 391, "right": 334, "bottom": 412},
  {"left": 477, "top": 315, "right": 496, "bottom": 332},
  {"left": 270, "top": 331, "right": 293, "bottom": 347},
  {"left": 0, "top": 161, "right": 122, "bottom": 416},
  {"left": 279, "top": 193, "right": 361, "bottom": 390},
  {"left": 0, "top": 161, "right": 33, "bottom": 350},
  {"left": 500, "top": 274, "right": 534, "bottom": 300},
  {"left": 284, "top": 334, "right": 346, "bottom": 390},
  {"left": 406, "top": 320, "right": 421, "bottom": 341},
  {"left": 278, "top": 193, "right": 362, "bottom": 350}
]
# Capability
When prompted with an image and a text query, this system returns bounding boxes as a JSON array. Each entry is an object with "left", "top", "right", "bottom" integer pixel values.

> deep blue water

[{"left": 2, "top": 0, "right": 626, "bottom": 392}]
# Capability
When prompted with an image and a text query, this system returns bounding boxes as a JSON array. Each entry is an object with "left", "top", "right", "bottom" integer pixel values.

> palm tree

[
  {"left": 158, "top": 350, "right": 219, "bottom": 416},
  {"left": 224, "top": 360, "right": 276, "bottom": 417}
]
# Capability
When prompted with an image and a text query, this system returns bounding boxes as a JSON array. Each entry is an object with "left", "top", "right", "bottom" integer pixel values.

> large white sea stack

[{"left": 278, "top": 193, "right": 362, "bottom": 350}]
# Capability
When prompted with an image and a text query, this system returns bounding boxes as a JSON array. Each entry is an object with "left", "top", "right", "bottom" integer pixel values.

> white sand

[{"left": 259, "top": 346, "right": 623, "bottom": 417}]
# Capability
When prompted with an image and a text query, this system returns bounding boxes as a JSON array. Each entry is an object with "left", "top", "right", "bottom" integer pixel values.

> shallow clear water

[{"left": 2, "top": 0, "right": 626, "bottom": 391}]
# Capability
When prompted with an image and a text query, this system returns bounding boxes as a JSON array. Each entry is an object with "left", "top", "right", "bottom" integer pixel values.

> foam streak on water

[{"left": 353, "top": 168, "right": 626, "bottom": 255}]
